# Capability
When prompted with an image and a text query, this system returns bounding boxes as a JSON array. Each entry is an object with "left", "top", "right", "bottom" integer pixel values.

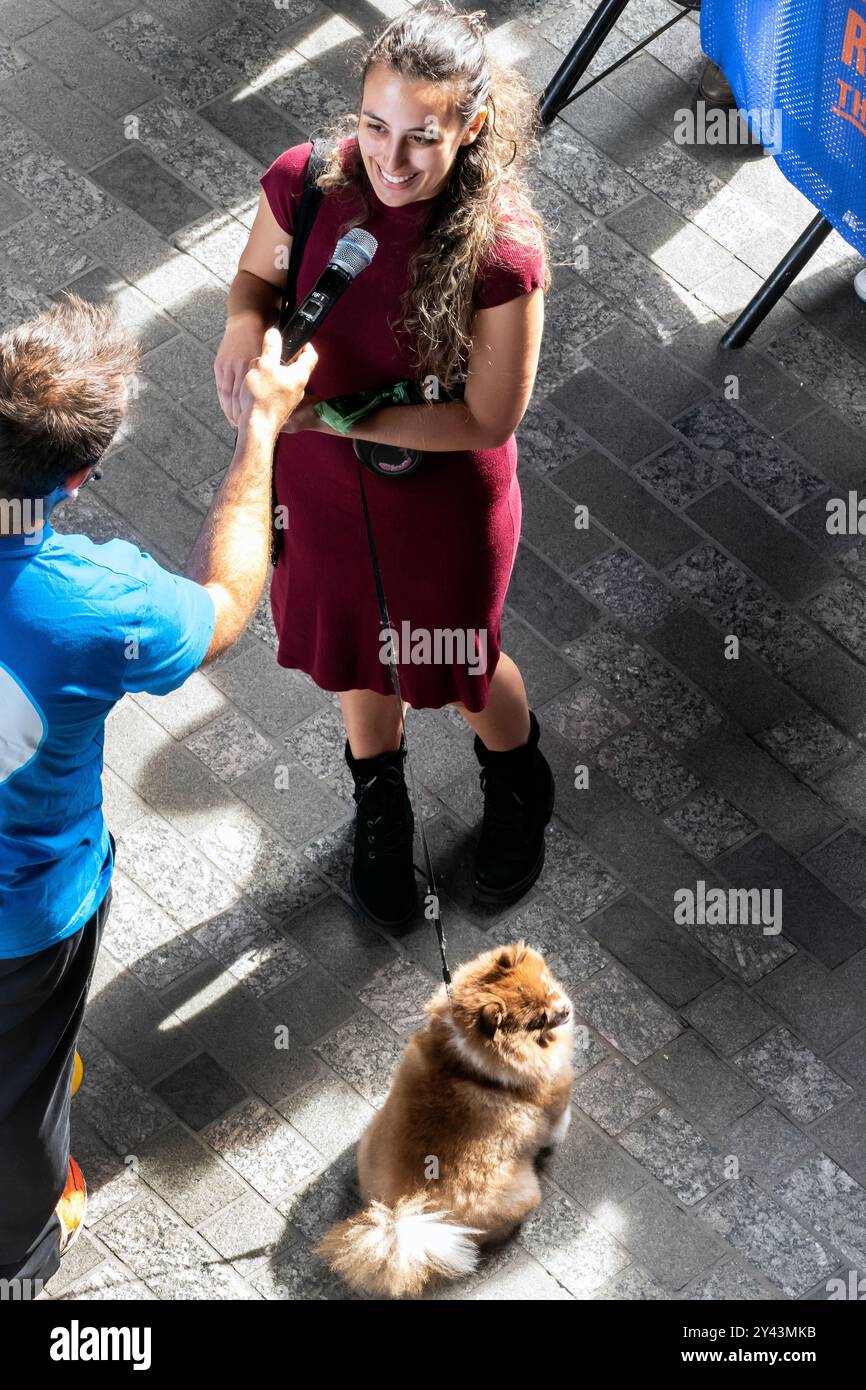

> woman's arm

[
  {"left": 215, "top": 191, "right": 292, "bottom": 427},
  {"left": 293, "top": 288, "right": 545, "bottom": 452}
]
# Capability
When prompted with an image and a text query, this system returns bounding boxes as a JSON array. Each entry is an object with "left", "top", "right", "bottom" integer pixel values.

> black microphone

[{"left": 279, "top": 228, "right": 378, "bottom": 362}]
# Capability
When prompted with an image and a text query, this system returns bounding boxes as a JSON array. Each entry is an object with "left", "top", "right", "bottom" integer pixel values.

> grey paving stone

[
  {"left": 643, "top": 1030, "right": 762, "bottom": 1133},
  {"left": 588, "top": 893, "right": 721, "bottom": 1008},
  {"left": 576, "top": 222, "right": 715, "bottom": 343},
  {"left": 0, "top": 64, "right": 127, "bottom": 166},
  {"left": 278, "top": 1072, "right": 375, "bottom": 1163},
  {"left": 807, "top": 579, "right": 866, "bottom": 666},
  {"left": 828, "top": 1030, "right": 866, "bottom": 1089},
  {"left": 552, "top": 364, "right": 676, "bottom": 465},
  {"left": 619, "top": 1106, "right": 729, "bottom": 1206},
  {"left": 593, "top": 728, "right": 700, "bottom": 813},
  {"left": 633, "top": 442, "right": 722, "bottom": 508},
  {"left": 754, "top": 955, "right": 866, "bottom": 1054},
  {"left": 192, "top": 804, "right": 329, "bottom": 924},
  {"left": 75, "top": 1029, "right": 172, "bottom": 1154},
  {"left": 186, "top": 711, "right": 273, "bottom": 784},
  {"left": 231, "top": 752, "right": 347, "bottom": 847},
  {"left": 81, "top": 206, "right": 221, "bottom": 307},
  {"left": 515, "top": 397, "right": 592, "bottom": 475},
  {"left": 761, "top": 713, "right": 852, "bottom": 779},
  {"left": 563, "top": 621, "right": 672, "bottom": 701},
  {"left": 286, "top": 895, "right": 398, "bottom": 992},
  {"left": 663, "top": 788, "right": 755, "bottom": 860},
  {"left": 682, "top": 980, "right": 774, "bottom": 1057},
  {"left": 203, "top": 1095, "right": 322, "bottom": 1205},
  {"left": 102, "top": 9, "right": 236, "bottom": 108},
  {"left": 576, "top": 548, "right": 683, "bottom": 632},
  {"left": 163, "top": 959, "right": 326, "bottom": 1103},
  {"left": 768, "top": 320, "right": 866, "bottom": 434},
  {"left": 84, "top": 948, "right": 197, "bottom": 1083},
  {"left": 193, "top": 901, "right": 308, "bottom": 999},
  {"left": 699, "top": 1176, "right": 836, "bottom": 1298},
  {"left": 809, "top": 1103, "right": 866, "bottom": 1189},
  {"left": 727, "top": 1104, "right": 818, "bottom": 1181},
  {"left": 788, "top": 644, "right": 866, "bottom": 743},
  {"left": 103, "top": 869, "right": 207, "bottom": 991},
  {"left": 674, "top": 398, "right": 826, "bottom": 513},
  {"left": 56, "top": 264, "right": 177, "bottom": 354},
  {"left": 687, "top": 482, "right": 836, "bottom": 602},
  {"left": 606, "top": 192, "right": 735, "bottom": 294},
  {"left": 134, "top": 672, "right": 229, "bottom": 742},
  {"left": 537, "top": 119, "right": 641, "bottom": 218},
  {"left": 774, "top": 1155, "right": 866, "bottom": 1270},
  {"left": 264, "top": 963, "right": 356, "bottom": 1048},
  {"left": 572, "top": 964, "right": 682, "bottom": 1065},
  {"left": 683, "top": 730, "right": 843, "bottom": 858},
  {"left": 500, "top": 896, "right": 608, "bottom": 989},
  {"left": 20, "top": 15, "right": 159, "bottom": 115},
  {"left": 312, "top": 1012, "right": 404, "bottom": 1109},
  {"left": 500, "top": 611, "right": 581, "bottom": 708},
  {"left": 781, "top": 407, "right": 866, "bottom": 489},
  {"left": 90, "top": 144, "right": 213, "bottom": 241},
  {"left": 650, "top": 608, "right": 806, "bottom": 734},
  {"left": 594, "top": 1183, "right": 728, "bottom": 1292},
  {"left": 94, "top": 1196, "right": 256, "bottom": 1299},
  {"left": 200, "top": 91, "right": 306, "bottom": 166},
  {"left": 144, "top": 0, "right": 238, "bottom": 41},
  {"left": 136, "top": 1123, "right": 247, "bottom": 1226},
  {"left": 556, "top": 444, "right": 699, "bottom": 567},
  {"left": 68, "top": 1115, "right": 140, "bottom": 1230},
  {"left": 719, "top": 833, "right": 866, "bottom": 967},
  {"left": 518, "top": 465, "right": 613, "bottom": 575},
  {"left": 592, "top": 1263, "right": 676, "bottom": 1300},
  {"left": 536, "top": 280, "right": 621, "bottom": 397},
  {"left": 196, "top": 1190, "right": 299, "bottom": 1280},
  {"left": 573, "top": 1056, "right": 661, "bottom": 1135},
  {"left": 356, "top": 955, "right": 435, "bottom": 1037},
  {"left": 540, "top": 681, "right": 629, "bottom": 749},
  {"left": 504, "top": 541, "right": 598, "bottom": 645},
  {"left": 210, "top": 639, "right": 328, "bottom": 737},
  {"left": 152, "top": 1052, "right": 248, "bottom": 1132},
  {"left": 519, "top": 1193, "right": 631, "bottom": 1297},
  {"left": 733, "top": 1027, "right": 854, "bottom": 1123},
  {"left": 537, "top": 818, "right": 625, "bottom": 922}
]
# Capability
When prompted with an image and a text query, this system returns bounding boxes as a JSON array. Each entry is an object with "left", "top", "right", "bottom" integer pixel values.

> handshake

[{"left": 234, "top": 327, "right": 319, "bottom": 439}]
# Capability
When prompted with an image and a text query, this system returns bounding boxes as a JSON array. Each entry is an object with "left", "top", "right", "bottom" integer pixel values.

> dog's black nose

[{"left": 550, "top": 1003, "right": 571, "bottom": 1028}]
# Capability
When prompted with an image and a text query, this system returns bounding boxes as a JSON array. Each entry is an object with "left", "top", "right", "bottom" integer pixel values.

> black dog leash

[
  {"left": 276, "top": 141, "right": 453, "bottom": 999},
  {"left": 355, "top": 460, "right": 453, "bottom": 1001}
]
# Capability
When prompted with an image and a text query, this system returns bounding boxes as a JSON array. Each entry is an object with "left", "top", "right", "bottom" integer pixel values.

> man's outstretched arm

[{"left": 186, "top": 330, "right": 317, "bottom": 664}]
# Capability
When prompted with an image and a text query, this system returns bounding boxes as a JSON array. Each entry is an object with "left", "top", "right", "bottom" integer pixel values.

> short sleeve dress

[{"left": 260, "top": 140, "right": 545, "bottom": 714}]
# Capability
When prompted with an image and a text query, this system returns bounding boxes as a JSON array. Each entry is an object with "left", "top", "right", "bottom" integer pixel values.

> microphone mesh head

[{"left": 331, "top": 228, "right": 378, "bottom": 279}]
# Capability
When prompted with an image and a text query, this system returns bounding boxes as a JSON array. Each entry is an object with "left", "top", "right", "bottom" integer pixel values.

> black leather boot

[
  {"left": 345, "top": 738, "right": 418, "bottom": 928},
  {"left": 471, "top": 709, "right": 555, "bottom": 905}
]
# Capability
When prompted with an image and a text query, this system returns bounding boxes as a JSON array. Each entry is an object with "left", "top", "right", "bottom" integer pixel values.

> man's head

[{"left": 0, "top": 294, "right": 139, "bottom": 504}]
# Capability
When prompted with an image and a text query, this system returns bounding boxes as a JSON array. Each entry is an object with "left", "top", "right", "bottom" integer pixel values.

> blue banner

[{"left": 701, "top": 0, "right": 866, "bottom": 256}]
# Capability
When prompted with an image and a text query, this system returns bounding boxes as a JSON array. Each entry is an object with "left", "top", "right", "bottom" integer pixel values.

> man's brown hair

[{"left": 0, "top": 293, "right": 139, "bottom": 501}]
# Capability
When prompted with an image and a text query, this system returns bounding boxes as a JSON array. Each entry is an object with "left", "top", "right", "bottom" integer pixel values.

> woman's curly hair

[{"left": 311, "top": 1, "right": 551, "bottom": 393}]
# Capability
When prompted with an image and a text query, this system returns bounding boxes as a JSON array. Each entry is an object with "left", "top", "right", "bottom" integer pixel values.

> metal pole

[
  {"left": 720, "top": 213, "right": 834, "bottom": 349},
  {"left": 540, "top": 0, "right": 633, "bottom": 125}
]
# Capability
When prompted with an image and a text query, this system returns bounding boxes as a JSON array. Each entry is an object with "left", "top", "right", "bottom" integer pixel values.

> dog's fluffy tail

[{"left": 316, "top": 1194, "right": 482, "bottom": 1297}]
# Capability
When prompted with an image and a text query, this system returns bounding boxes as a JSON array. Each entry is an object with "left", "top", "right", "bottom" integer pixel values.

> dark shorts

[{"left": 0, "top": 866, "right": 112, "bottom": 1294}]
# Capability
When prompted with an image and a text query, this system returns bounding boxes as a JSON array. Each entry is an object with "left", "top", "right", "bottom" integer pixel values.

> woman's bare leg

[
  {"left": 451, "top": 652, "right": 531, "bottom": 751},
  {"left": 338, "top": 688, "right": 409, "bottom": 759}
]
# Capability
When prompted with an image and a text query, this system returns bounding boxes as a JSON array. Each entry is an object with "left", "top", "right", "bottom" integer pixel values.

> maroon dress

[{"left": 260, "top": 141, "right": 545, "bottom": 713}]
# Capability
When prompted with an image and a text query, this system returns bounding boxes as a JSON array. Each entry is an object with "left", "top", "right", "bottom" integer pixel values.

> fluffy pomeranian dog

[{"left": 315, "top": 940, "right": 574, "bottom": 1298}]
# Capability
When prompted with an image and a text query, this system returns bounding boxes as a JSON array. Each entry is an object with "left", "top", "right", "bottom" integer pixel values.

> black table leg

[
  {"left": 720, "top": 213, "right": 834, "bottom": 349},
  {"left": 540, "top": 0, "right": 634, "bottom": 124}
]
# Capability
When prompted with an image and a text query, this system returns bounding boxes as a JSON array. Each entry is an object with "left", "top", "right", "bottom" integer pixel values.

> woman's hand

[
  {"left": 279, "top": 392, "right": 324, "bottom": 434},
  {"left": 215, "top": 318, "right": 268, "bottom": 429}
]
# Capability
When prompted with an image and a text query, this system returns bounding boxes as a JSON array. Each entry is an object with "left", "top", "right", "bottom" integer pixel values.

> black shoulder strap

[{"left": 278, "top": 139, "right": 328, "bottom": 334}]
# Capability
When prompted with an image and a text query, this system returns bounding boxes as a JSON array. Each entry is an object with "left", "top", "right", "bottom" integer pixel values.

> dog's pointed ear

[
  {"left": 496, "top": 944, "right": 514, "bottom": 969},
  {"left": 480, "top": 1000, "right": 504, "bottom": 1037}
]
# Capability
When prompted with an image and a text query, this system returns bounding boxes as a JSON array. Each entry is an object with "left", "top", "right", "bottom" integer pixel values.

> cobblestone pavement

[{"left": 5, "top": 0, "right": 866, "bottom": 1300}]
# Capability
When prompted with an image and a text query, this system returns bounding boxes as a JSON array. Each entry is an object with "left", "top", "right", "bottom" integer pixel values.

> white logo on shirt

[{"left": 0, "top": 663, "right": 46, "bottom": 784}]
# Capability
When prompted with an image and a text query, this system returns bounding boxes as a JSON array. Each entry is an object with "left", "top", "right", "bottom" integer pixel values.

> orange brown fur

[{"left": 315, "top": 940, "right": 574, "bottom": 1297}]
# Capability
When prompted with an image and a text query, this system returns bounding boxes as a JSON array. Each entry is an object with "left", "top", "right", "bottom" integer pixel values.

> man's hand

[{"left": 238, "top": 328, "right": 318, "bottom": 435}]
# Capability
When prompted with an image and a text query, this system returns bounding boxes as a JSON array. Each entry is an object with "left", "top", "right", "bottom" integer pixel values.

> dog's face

[{"left": 442, "top": 940, "right": 574, "bottom": 1078}]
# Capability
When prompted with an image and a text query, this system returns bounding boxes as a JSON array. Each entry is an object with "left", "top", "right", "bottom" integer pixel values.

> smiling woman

[{"left": 215, "top": 0, "right": 555, "bottom": 929}]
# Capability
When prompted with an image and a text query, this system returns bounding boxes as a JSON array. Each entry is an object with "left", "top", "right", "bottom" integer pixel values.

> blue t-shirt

[{"left": 0, "top": 518, "right": 215, "bottom": 958}]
